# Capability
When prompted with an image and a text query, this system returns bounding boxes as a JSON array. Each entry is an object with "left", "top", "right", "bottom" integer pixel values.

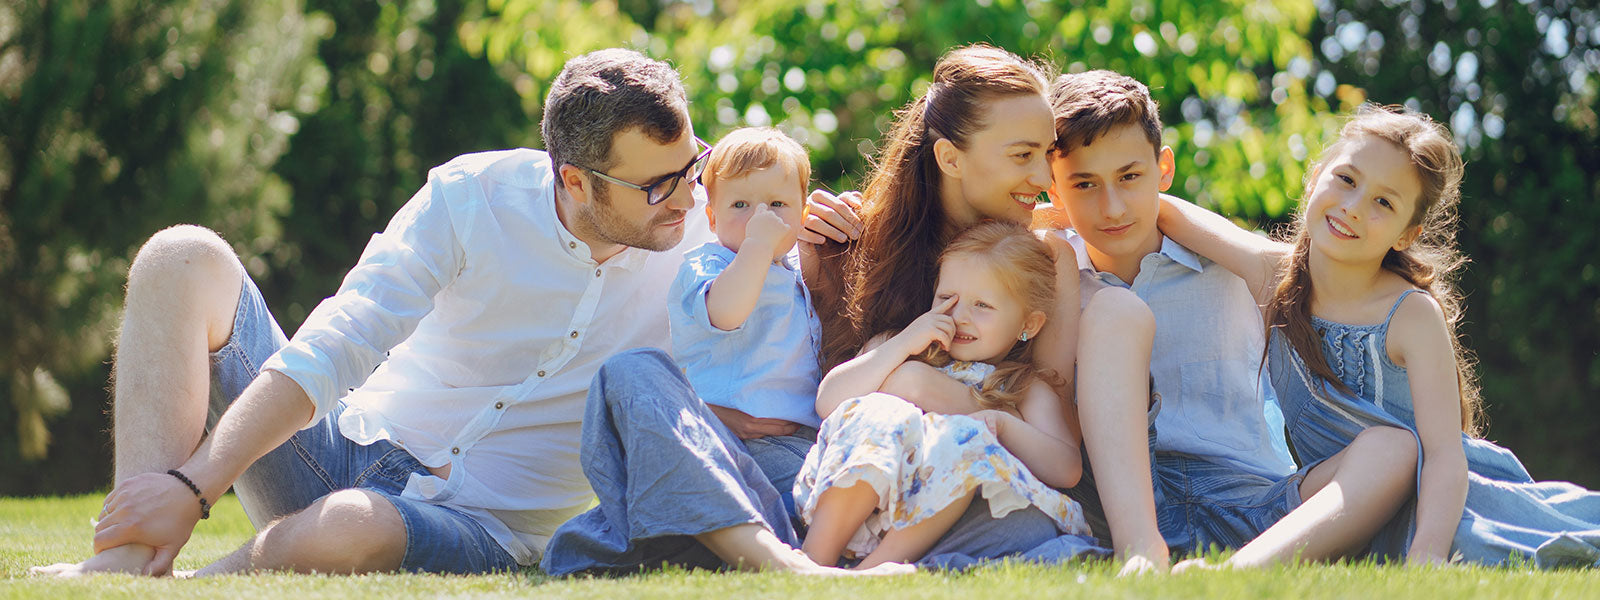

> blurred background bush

[{"left": 2, "top": 0, "right": 1596, "bottom": 494}]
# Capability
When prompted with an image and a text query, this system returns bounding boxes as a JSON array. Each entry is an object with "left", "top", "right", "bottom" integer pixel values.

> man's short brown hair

[
  {"left": 541, "top": 49, "right": 687, "bottom": 176},
  {"left": 1049, "top": 70, "right": 1163, "bottom": 156}
]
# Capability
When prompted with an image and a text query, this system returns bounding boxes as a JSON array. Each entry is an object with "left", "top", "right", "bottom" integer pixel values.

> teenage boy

[{"left": 1045, "top": 70, "right": 1297, "bottom": 574}]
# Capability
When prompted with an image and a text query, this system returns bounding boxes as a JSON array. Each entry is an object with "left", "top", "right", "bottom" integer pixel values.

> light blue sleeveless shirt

[
  {"left": 1267, "top": 289, "right": 1600, "bottom": 567},
  {"left": 1062, "top": 230, "right": 1295, "bottom": 479}
]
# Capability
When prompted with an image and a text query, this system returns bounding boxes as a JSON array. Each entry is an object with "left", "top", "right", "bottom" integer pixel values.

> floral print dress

[{"left": 794, "top": 361, "right": 1089, "bottom": 558}]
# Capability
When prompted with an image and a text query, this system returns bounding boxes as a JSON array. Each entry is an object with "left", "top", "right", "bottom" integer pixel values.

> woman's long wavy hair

[
  {"left": 912, "top": 222, "right": 1064, "bottom": 412},
  {"left": 1266, "top": 104, "right": 1483, "bottom": 435},
  {"left": 811, "top": 44, "right": 1051, "bottom": 370}
]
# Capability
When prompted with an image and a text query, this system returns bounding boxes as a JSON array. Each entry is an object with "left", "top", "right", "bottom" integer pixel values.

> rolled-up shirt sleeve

[{"left": 262, "top": 169, "right": 465, "bottom": 426}]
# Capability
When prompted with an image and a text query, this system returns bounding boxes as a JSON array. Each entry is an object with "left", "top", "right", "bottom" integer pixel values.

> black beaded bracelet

[{"left": 167, "top": 469, "right": 211, "bottom": 520}]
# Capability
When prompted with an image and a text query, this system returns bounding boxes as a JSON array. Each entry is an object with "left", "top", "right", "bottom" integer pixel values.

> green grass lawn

[{"left": 3, "top": 494, "right": 1594, "bottom": 599}]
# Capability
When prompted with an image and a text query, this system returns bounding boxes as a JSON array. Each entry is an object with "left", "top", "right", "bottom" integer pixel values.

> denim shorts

[
  {"left": 208, "top": 274, "right": 518, "bottom": 573},
  {"left": 1065, "top": 392, "right": 1306, "bottom": 555}
]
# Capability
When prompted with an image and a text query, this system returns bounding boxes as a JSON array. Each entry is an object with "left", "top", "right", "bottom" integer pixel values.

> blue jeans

[
  {"left": 540, "top": 348, "right": 1106, "bottom": 575},
  {"left": 742, "top": 426, "right": 816, "bottom": 534},
  {"left": 208, "top": 275, "right": 518, "bottom": 573}
]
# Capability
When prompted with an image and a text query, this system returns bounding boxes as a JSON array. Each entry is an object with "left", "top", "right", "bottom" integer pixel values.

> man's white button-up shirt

[{"left": 262, "top": 148, "right": 711, "bottom": 565}]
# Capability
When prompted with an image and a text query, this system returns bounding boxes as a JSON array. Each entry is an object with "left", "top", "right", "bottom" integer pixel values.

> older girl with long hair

[{"left": 1159, "top": 105, "right": 1600, "bottom": 570}]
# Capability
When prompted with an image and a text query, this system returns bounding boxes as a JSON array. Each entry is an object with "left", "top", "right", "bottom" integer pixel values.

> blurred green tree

[
  {"left": 257, "top": 0, "right": 530, "bottom": 327},
  {"left": 0, "top": 0, "right": 326, "bottom": 493}
]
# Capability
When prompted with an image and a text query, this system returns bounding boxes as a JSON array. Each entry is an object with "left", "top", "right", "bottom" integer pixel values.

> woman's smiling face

[{"left": 945, "top": 93, "right": 1056, "bottom": 227}]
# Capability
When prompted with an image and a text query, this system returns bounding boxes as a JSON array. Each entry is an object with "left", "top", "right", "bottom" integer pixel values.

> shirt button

[
  {"left": 595, "top": 268, "right": 602, "bottom": 277},
  {"left": 537, "top": 370, "right": 546, "bottom": 377},
  {"left": 494, "top": 401, "right": 505, "bottom": 409},
  {"left": 569, "top": 241, "right": 576, "bottom": 249},
  {"left": 451, "top": 447, "right": 460, "bottom": 455},
  {"left": 569, "top": 330, "right": 578, "bottom": 339}
]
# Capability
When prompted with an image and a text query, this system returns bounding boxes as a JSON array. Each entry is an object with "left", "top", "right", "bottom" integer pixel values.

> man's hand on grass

[{"left": 92, "top": 471, "right": 204, "bottom": 576}]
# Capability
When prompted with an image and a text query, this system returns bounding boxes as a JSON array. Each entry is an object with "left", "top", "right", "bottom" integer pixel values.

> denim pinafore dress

[{"left": 1269, "top": 289, "right": 1600, "bottom": 567}]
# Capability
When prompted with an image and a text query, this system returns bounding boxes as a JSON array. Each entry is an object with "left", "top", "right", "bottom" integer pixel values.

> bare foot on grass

[
  {"left": 31, "top": 544, "right": 158, "bottom": 577},
  {"left": 1117, "top": 553, "right": 1171, "bottom": 577},
  {"left": 1171, "top": 557, "right": 1226, "bottom": 574}
]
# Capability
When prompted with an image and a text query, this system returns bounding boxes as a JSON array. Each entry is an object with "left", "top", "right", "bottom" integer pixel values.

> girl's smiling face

[
  {"left": 1304, "top": 136, "right": 1426, "bottom": 264},
  {"left": 931, "top": 254, "right": 1046, "bottom": 363}
]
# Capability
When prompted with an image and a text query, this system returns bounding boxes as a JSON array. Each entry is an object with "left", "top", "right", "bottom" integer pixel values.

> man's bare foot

[
  {"left": 31, "top": 544, "right": 157, "bottom": 577},
  {"left": 1117, "top": 553, "right": 1171, "bottom": 577},
  {"left": 1171, "top": 557, "right": 1226, "bottom": 574}
]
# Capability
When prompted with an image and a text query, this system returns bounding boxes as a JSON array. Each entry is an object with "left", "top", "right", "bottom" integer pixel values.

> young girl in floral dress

[{"left": 796, "top": 221, "right": 1091, "bottom": 569}]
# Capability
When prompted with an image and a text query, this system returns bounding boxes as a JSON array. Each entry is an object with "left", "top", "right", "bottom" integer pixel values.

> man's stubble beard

[{"left": 579, "top": 184, "right": 686, "bottom": 252}]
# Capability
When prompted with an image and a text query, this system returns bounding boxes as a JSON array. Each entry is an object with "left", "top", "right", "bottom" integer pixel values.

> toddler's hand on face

[
  {"left": 893, "top": 295, "right": 957, "bottom": 356},
  {"left": 744, "top": 204, "right": 795, "bottom": 261}
]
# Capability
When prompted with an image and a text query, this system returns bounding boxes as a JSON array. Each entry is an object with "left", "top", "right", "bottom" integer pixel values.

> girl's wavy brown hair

[
  {"left": 1266, "top": 104, "right": 1483, "bottom": 435},
  {"left": 810, "top": 44, "right": 1052, "bottom": 370}
]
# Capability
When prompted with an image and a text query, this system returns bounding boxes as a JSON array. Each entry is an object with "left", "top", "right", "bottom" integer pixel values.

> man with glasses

[{"left": 41, "top": 48, "right": 852, "bottom": 578}]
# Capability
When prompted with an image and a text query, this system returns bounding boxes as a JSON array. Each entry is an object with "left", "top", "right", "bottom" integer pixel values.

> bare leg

[
  {"left": 855, "top": 489, "right": 975, "bottom": 569},
  {"left": 1175, "top": 426, "right": 1418, "bottom": 572},
  {"left": 197, "top": 489, "right": 406, "bottom": 575},
  {"left": 696, "top": 523, "right": 913, "bottom": 576},
  {"left": 799, "top": 482, "right": 881, "bottom": 567},
  {"left": 1075, "top": 288, "right": 1168, "bottom": 575},
  {"left": 33, "top": 226, "right": 244, "bottom": 577}
]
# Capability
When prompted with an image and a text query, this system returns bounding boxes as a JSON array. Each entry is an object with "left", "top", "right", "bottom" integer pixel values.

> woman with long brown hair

[{"left": 798, "top": 45, "right": 1159, "bottom": 570}]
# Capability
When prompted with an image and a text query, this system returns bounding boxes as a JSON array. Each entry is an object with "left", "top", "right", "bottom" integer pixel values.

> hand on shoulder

[{"left": 799, "top": 189, "right": 863, "bottom": 245}]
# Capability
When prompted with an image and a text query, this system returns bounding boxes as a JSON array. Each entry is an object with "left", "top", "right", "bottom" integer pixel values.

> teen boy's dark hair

[{"left": 1049, "top": 70, "right": 1163, "bottom": 155}]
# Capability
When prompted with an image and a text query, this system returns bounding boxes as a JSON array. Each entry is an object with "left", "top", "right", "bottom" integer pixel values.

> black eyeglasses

[{"left": 576, "top": 137, "right": 714, "bottom": 205}]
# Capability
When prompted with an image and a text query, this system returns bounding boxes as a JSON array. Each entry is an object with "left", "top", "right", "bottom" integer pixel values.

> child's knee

[{"left": 1356, "top": 426, "right": 1419, "bottom": 461}]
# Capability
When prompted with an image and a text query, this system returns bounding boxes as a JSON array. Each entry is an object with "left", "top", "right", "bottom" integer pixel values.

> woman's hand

[{"left": 800, "top": 189, "right": 863, "bottom": 244}]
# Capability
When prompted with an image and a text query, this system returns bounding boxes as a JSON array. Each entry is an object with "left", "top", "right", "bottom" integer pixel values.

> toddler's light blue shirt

[{"left": 668, "top": 242, "right": 823, "bottom": 428}]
